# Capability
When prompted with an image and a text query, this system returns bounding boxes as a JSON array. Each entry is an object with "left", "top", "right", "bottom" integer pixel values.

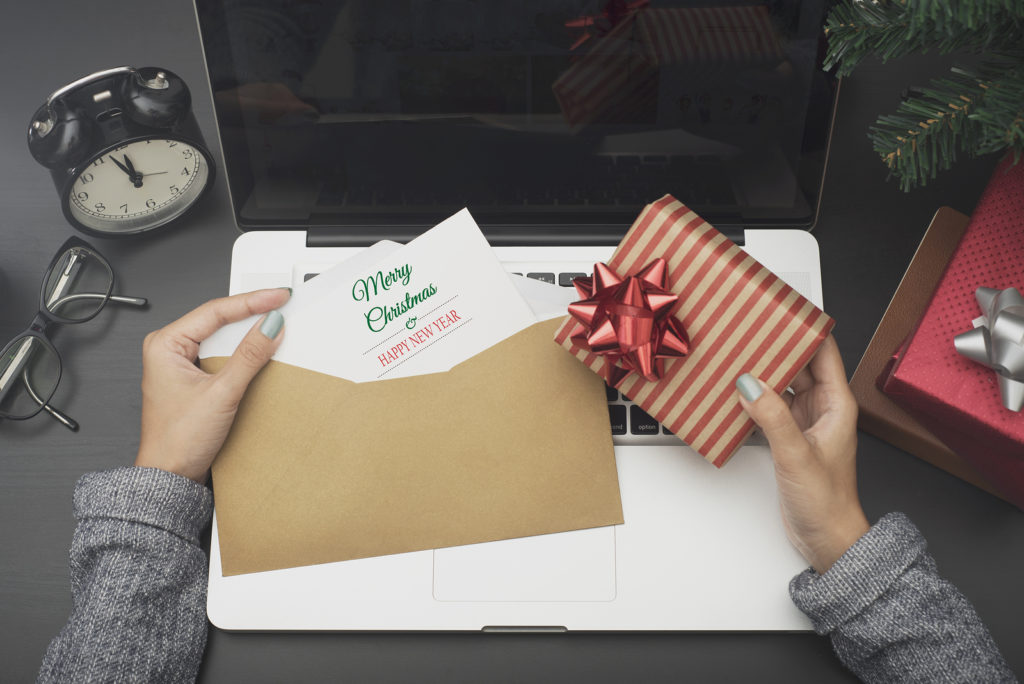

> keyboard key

[
  {"left": 662, "top": 424, "right": 674, "bottom": 435},
  {"left": 559, "top": 272, "right": 587, "bottom": 287},
  {"left": 346, "top": 188, "right": 372, "bottom": 205},
  {"left": 629, "top": 405, "right": 660, "bottom": 435},
  {"left": 527, "top": 272, "right": 555, "bottom": 284},
  {"left": 605, "top": 383, "right": 618, "bottom": 401},
  {"left": 608, "top": 405, "right": 627, "bottom": 435}
]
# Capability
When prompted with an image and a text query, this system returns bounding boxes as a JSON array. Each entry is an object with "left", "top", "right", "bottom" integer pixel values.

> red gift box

[
  {"left": 555, "top": 195, "right": 834, "bottom": 466},
  {"left": 880, "top": 156, "right": 1024, "bottom": 509}
]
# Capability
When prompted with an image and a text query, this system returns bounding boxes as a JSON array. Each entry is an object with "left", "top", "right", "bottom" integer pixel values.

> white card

[
  {"left": 201, "top": 209, "right": 542, "bottom": 383},
  {"left": 199, "top": 240, "right": 402, "bottom": 360}
]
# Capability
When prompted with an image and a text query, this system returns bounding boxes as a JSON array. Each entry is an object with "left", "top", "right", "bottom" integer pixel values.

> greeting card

[{"left": 201, "top": 209, "right": 538, "bottom": 382}]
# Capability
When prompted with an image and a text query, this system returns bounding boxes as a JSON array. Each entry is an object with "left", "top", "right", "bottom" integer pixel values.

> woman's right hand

[
  {"left": 736, "top": 336, "right": 870, "bottom": 574},
  {"left": 135, "top": 288, "right": 290, "bottom": 484}
]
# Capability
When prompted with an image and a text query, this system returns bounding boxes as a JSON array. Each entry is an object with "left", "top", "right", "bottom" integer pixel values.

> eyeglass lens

[
  {"left": 44, "top": 246, "right": 114, "bottom": 322},
  {"left": 0, "top": 337, "right": 61, "bottom": 420}
]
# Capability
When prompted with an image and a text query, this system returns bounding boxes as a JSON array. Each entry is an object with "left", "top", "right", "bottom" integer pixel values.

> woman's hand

[
  {"left": 134, "top": 288, "right": 290, "bottom": 484},
  {"left": 736, "top": 336, "right": 869, "bottom": 574}
]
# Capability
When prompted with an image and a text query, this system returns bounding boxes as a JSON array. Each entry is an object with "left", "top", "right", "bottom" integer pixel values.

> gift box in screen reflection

[
  {"left": 880, "top": 156, "right": 1024, "bottom": 510},
  {"left": 555, "top": 194, "right": 834, "bottom": 466},
  {"left": 553, "top": 5, "right": 785, "bottom": 130}
]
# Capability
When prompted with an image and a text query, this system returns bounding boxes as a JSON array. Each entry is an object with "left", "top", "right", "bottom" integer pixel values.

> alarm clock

[{"left": 27, "top": 66, "right": 216, "bottom": 237}]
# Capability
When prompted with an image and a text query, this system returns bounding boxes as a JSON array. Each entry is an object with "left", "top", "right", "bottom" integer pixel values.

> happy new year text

[{"left": 377, "top": 309, "right": 463, "bottom": 368}]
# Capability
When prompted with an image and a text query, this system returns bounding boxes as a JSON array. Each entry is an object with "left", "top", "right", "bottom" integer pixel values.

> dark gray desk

[{"left": 1, "top": 2, "right": 1021, "bottom": 681}]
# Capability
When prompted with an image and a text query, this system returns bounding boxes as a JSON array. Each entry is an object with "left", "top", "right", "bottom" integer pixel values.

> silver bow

[{"left": 953, "top": 287, "right": 1024, "bottom": 412}]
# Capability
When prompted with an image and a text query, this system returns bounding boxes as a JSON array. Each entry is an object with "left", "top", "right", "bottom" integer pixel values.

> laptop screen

[{"left": 195, "top": 0, "right": 838, "bottom": 238}]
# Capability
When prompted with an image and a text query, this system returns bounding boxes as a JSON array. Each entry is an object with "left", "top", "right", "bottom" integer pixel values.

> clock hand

[
  {"left": 122, "top": 155, "right": 144, "bottom": 188},
  {"left": 109, "top": 155, "right": 132, "bottom": 177},
  {"left": 140, "top": 171, "right": 167, "bottom": 177}
]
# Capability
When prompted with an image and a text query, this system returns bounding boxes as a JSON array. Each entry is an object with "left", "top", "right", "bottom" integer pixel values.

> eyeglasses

[{"left": 0, "top": 237, "right": 147, "bottom": 431}]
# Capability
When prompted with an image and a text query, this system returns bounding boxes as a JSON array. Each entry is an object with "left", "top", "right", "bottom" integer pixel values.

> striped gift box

[
  {"left": 637, "top": 5, "right": 784, "bottom": 68},
  {"left": 553, "top": 15, "right": 658, "bottom": 129},
  {"left": 554, "top": 195, "right": 834, "bottom": 466},
  {"left": 553, "top": 6, "right": 784, "bottom": 129}
]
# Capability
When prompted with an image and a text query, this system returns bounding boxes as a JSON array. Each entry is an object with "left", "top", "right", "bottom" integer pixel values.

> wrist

[
  {"left": 135, "top": 448, "right": 209, "bottom": 485},
  {"left": 809, "top": 508, "right": 870, "bottom": 574}
]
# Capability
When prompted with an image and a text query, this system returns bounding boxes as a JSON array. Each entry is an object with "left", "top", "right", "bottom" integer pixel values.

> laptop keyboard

[{"left": 315, "top": 156, "right": 737, "bottom": 211}]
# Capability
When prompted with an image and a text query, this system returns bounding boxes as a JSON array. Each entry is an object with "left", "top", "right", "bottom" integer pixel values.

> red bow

[
  {"left": 565, "top": 0, "right": 650, "bottom": 51},
  {"left": 568, "top": 258, "right": 691, "bottom": 388}
]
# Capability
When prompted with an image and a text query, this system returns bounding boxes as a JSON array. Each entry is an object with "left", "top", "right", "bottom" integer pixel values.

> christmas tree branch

[
  {"left": 868, "top": 61, "right": 1024, "bottom": 190},
  {"left": 969, "top": 63, "right": 1024, "bottom": 156},
  {"left": 868, "top": 70, "right": 987, "bottom": 191},
  {"left": 826, "top": 1, "right": 1024, "bottom": 190},
  {"left": 824, "top": 0, "right": 1024, "bottom": 76}
]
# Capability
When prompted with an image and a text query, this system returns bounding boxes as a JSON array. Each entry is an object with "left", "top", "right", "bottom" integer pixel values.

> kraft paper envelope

[{"left": 202, "top": 318, "right": 623, "bottom": 576}]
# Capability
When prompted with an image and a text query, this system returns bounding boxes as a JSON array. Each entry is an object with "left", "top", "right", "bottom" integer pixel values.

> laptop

[{"left": 194, "top": 0, "right": 839, "bottom": 631}]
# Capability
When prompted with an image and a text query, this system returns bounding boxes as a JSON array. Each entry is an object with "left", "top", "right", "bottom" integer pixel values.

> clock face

[{"left": 66, "top": 138, "right": 211, "bottom": 234}]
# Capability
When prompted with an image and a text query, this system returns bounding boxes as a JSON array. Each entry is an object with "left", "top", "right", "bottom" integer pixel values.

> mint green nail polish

[
  {"left": 736, "top": 373, "right": 763, "bottom": 402},
  {"left": 260, "top": 310, "right": 284, "bottom": 339}
]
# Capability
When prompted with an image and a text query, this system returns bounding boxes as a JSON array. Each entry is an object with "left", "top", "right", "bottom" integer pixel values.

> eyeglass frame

[{"left": 0, "top": 236, "right": 147, "bottom": 430}]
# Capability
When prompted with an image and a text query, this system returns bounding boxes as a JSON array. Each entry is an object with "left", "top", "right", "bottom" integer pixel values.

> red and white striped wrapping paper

[
  {"left": 554, "top": 195, "right": 834, "bottom": 467},
  {"left": 553, "top": 6, "right": 784, "bottom": 129}
]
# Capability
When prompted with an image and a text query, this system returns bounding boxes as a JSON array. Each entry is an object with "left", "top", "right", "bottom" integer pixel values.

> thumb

[
  {"left": 216, "top": 310, "right": 285, "bottom": 403},
  {"left": 735, "top": 373, "right": 809, "bottom": 463}
]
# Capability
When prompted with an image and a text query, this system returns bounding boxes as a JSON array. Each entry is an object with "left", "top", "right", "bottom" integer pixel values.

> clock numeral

[
  {"left": 120, "top": 204, "right": 128, "bottom": 213},
  {"left": 181, "top": 167, "right": 190, "bottom": 176},
  {"left": 146, "top": 199, "right": 157, "bottom": 209},
  {"left": 94, "top": 203, "right": 106, "bottom": 213},
  {"left": 169, "top": 185, "right": 180, "bottom": 195},
  {"left": 92, "top": 157, "right": 105, "bottom": 166},
  {"left": 80, "top": 172, "right": 94, "bottom": 184},
  {"left": 168, "top": 141, "right": 178, "bottom": 148},
  {"left": 77, "top": 191, "right": 88, "bottom": 201},
  {"left": 182, "top": 149, "right": 194, "bottom": 159}
]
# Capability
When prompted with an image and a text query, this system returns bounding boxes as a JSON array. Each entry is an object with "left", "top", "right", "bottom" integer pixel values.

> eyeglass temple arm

[
  {"left": 46, "top": 249, "right": 147, "bottom": 311},
  {"left": 22, "top": 368, "right": 79, "bottom": 432},
  {"left": 111, "top": 294, "right": 148, "bottom": 306},
  {"left": 48, "top": 292, "right": 148, "bottom": 311}
]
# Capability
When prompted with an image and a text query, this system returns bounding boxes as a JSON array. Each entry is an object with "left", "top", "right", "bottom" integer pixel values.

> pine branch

[
  {"left": 867, "top": 60, "right": 1024, "bottom": 190},
  {"left": 969, "top": 63, "right": 1024, "bottom": 156},
  {"left": 824, "top": 0, "right": 1024, "bottom": 76},
  {"left": 902, "top": 0, "right": 1024, "bottom": 35},
  {"left": 868, "top": 70, "right": 987, "bottom": 191}
]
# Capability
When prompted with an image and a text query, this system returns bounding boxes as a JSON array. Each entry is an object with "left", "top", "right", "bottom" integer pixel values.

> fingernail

[
  {"left": 260, "top": 310, "right": 284, "bottom": 339},
  {"left": 281, "top": 287, "right": 293, "bottom": 296},
  {"left": 736, "top": 373, "right": 764, "bottom": 402}
]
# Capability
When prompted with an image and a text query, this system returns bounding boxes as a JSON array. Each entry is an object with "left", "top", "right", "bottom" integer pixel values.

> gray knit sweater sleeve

[
  {"left": 790, "top": 512, "right": 1016, "bottom": 683},
  {"left": 38, "top": 467, "right": 213, "bottom": 684}
]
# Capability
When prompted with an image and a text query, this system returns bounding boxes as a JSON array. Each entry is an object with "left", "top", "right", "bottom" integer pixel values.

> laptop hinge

[
  {"left": 306, "top": 224, "right": 745, "bottom": 247},
  {"left": 720, "top": 226, "right": 744, "bottom": 245},
  {"left": 306, "top": 225, "right": 421, "bottom": 247}
]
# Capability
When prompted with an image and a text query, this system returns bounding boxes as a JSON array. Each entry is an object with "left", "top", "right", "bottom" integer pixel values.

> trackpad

[{"left": 432, "top": 527, "right": 617, "bottom": 602}]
